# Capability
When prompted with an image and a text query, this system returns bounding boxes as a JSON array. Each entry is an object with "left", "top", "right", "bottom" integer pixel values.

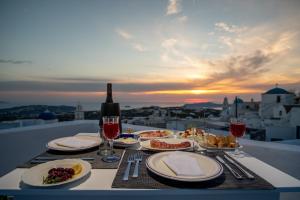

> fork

[
  {"left": 122, "top": 154, "right": 135, "bottom": 181},
  {"left": 132, "top": 152, "right": 143, "bottom": 178}
]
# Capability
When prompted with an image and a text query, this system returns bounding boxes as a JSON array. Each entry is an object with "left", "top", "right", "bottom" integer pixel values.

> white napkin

[
  {"left": 162, "top": 152, "right": 204, "bottom": 176},
  {"left": 55, "top": 137, "right": 97, "bottom": 148}
]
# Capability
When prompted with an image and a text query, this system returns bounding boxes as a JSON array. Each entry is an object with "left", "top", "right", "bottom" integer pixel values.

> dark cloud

[
  {"left": 1, "top": 78, "right": 298, "bottom": 95},
  {"left": 242, "top": 82, "right": 300, "bottom": 92},
  {"left": 0, "top": 80, "right": 193, "bottom": 92},
  {"left": 216, "top": 50, "right": 272, "bottom": 79},
  {"left": 198, "top": 50, "right": 273, "bottom": 85},
  {"left": 42, "top": 77, "right": 113, "bottom": 83},
  {"left": 0, "top": 59, "right": 32, "bottom": 64}
]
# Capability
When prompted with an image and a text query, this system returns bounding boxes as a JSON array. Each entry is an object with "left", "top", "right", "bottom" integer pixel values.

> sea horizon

[
  {"left": 0, "top": 101, "right": 224, "bottom": 111},
  {"left": 0, "top": 101, "right": 185, "bottom": 111}
]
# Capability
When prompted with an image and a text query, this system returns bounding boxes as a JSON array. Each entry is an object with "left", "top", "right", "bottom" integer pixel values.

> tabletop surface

[{"left": 1, "top": 132, "right": 300, "bottom": 194}]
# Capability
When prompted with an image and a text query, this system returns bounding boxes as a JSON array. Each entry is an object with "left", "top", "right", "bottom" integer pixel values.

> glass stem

[
  {"left": 235, "top": 137, "right": 239, "bottom": 154},
  {"left": 109, "top": 140, "right": 113, "bottom": 155},
  {"left": 192, "top": 128, "right": 196, "bottom": 151}
]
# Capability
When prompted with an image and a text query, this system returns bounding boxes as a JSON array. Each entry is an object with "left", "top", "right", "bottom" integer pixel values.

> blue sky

[{"left": 0, "top": 0, "right": 300, "bottom": 105}]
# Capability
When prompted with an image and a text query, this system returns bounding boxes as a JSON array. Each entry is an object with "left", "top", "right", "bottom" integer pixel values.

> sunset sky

[{"left": 1, "top": 0, "right": 300, "bottom": 107}]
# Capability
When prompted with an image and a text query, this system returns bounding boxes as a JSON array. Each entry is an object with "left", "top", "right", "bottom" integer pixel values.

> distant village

[
  {"left": 1, "top": 86, "right": 299, "bottom": 142},
  {"left": 119, "top": 86, "right": 300, "bottom": 142}
]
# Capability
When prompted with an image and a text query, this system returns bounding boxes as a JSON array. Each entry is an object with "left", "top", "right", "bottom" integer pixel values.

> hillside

[
  {"left": 183, "top": 102, "right": 222, "bottom": 110},
  {"left": 0, "top": 105, "right": 75, "bottom": 121}
]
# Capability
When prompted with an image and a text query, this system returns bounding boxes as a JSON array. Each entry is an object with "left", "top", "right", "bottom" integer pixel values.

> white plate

[
  {"left": 133, "top": 129, "right": 174, "bottom": 140},
  {"left": 140, "top": 138, "right": 193, "bottom": 151},
  {"left": 47, "top": 136, "right": 102, "bottom": 152},
  {"left": 198, "top": 142, "right": 242, "bottom": 151},
  {"left": 113, "top": 138, "right": 139, "bottom": 148},
  {"left": 21, "top": 159, "right": 91, "bottom": 187},
  {"left": 146, "top": 151, "right": 223, "bottom": 182}
]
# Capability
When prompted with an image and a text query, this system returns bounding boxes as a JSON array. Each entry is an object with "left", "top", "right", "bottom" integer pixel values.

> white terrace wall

[
  {"left": 0, "top": 120, "right": 99, "bottom": 177},
  {"left": 266, "top": 126, "right": 296, "bottom": 141}
]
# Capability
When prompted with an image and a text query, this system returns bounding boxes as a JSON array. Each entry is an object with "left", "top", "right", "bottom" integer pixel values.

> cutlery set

[
  {"left": 216, "top": 155, "right": 254, "bottom": 180},
  {"left": 223, "top": 155, "right": 254, "bottom": 179},
  {"left": 122, "top": 152, "right": 143, "bottom": 181}
]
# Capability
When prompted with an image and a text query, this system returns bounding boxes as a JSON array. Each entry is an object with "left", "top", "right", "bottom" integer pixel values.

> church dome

[
  {"left": 264, "top": 87, "right": 290, "bottom": 95},
  {"left": 38, "top": 110, "right": 57, "bottom": 120}
]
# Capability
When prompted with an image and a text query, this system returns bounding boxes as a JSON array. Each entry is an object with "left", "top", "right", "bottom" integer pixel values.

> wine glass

[
  {"left": 229, "top": 118, "right": 246, "bottom": 156},
  {"left": 191, "top": 127, "right": 197, "bottom": 152},
  {"left": 97, "top": 127, "right": 110, "bottom": 156},
  {"left": 187, "top": 124, "right": 197, "bottom": 152},
  {"left": 102, "top": 116, "right": 120, "bottom": 162}
]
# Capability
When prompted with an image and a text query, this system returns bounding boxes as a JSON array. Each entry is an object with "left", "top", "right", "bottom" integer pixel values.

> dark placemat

[
  {"left": 18, "top": 147, "right": 124, "bottom": 169},
  {"left": 112, "top": 150, "right": 275, "bottom": 189}
]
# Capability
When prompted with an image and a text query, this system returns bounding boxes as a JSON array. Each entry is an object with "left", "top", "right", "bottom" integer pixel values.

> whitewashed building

[
  {"left": 220, "top": 97, "right": 259, "bottom": 121},
  {"left": 259, "top": 87, "right": 295, "bottom": 118},
  {"left": 257, "top": 87, "right": 299, "bottom": 141},
  {"left": 219, "top": 86, "right": 300, "bottom": 141}
]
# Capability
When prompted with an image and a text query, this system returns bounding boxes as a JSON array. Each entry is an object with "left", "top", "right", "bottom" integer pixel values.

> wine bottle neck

[{"left": 106, "top": 83, "right": 113, "bottom": 103}]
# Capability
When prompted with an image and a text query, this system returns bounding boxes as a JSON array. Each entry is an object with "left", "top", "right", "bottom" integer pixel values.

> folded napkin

[
  {"left": 55, "top": 137, "right": 97, "bottom": 148},
  {"left": 162, "top": 152, "right": 204, "bottom": 176}
]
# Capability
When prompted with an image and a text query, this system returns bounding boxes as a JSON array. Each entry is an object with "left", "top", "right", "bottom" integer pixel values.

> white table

[{"left": 0, "top": 132, "right": 300, "bottom": 200}]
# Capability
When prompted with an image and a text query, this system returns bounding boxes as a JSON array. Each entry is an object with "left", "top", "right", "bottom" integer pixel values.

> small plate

[
  {"left": 140, "top": 138, "right": 193, "bottom": 151},
  {"left": 133, "top": 129, "right": 174, "bottom": 140},
  {"left": 146, "top": 151, "right": 223, "bottom": 182},
  {"left": 47, "top": 136, "right": 102, "bottom": 152},
  {"left": 21, "top": 159, "right": 91, "bottom": 187},
  {"left": 113, "top": 137, "right": 139, "bottom": 148}
]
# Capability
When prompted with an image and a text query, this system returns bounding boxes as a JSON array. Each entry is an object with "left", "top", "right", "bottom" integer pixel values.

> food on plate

[
  {"left": 205, "top": 134, "right": 237, "bottom": 148},
  {"left": 179, "top": 127, "right": 237, "bottom": 149},
  {"left": 150, "top": 139, "right": 191, "bottom": 149},
  {"left": 114, "top": 137, "right": 137, "bottom": 144},
  {"left": 139, "top": 130, "right": 171, "bottom": 138},
  {"left": 207, "top": 134, "right": 217, "bottom": 146},
  {"left": 180, "top": 128, "right": 205, "bottom": 138},
  {"left": 125, "top": 128, "right": 135, "bottom": 133},
  {"left": 72, "top": 164, "right": 82, "bottom": 175},
  {"left": 42, "top": 164, "right": 82, "bottom": 184}
]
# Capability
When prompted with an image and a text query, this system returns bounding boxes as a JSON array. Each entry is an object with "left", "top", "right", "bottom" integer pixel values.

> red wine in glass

[
  {"left": 230, "top": 121, "right": 246, "bottom": 157},
  {"left": 103, "top": 122, "right": 119, "bottom": 139},
  {"left": 230, "top": 122, "right": 246, "bottom": 138},
  {"left": 102, "top": 116, "right": 120, "bottom": 162}
]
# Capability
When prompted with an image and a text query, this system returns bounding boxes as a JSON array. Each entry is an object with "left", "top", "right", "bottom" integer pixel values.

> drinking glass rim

[
  {"left": 230, "top": 122, "right": 246, "bottom": 125},
  {"left": 102, "top": 116, "right": 119, "bottom": 120},
  {"left": 102, "top": 116, "right": 120, "bottom": 120}
]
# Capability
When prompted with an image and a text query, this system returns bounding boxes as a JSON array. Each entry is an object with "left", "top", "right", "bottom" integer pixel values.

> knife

[
  {"left": 216, "top": 156, "right": 243, "bottom": 180},
  {"left": 224, "top": 155, "right": 255, "bottom": 179},
  {"left": 30, "top": 159, "right": 94, "bottom": 164},
  {"left": 34, "top": 157, "right": 95, "bottom": 160}
]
